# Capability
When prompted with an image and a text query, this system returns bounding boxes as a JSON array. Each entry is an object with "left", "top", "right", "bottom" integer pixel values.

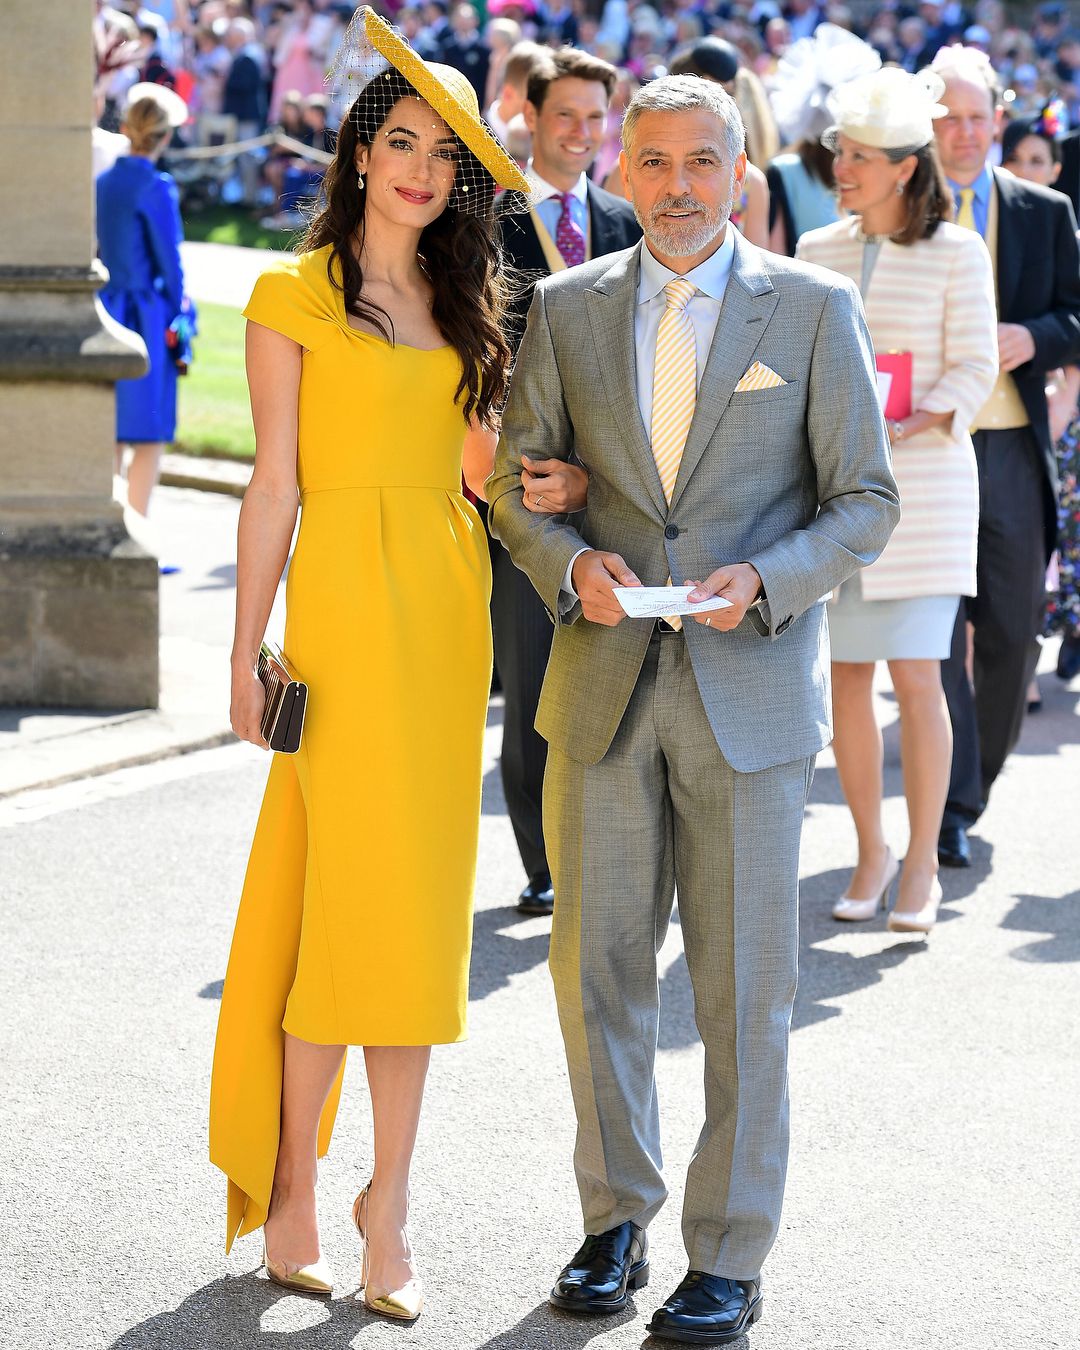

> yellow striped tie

[
  {"left": 651, "top": 277, "right": 697, "bottom": 630},
  {"left": 651, "top": 277, "right": 698, "bottom": 501},
  {"left": 956, "top": 187, "right": 976, "bottom": 232}
]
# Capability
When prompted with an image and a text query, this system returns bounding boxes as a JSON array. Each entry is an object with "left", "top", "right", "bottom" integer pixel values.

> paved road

[{"left": 1, "top": 488, "right": 1077, "bottom": 1349}]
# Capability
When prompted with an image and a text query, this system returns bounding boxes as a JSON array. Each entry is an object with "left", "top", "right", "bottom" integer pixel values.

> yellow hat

[{"left": 340, "top": 7, "right": 530, "bottom": 196}]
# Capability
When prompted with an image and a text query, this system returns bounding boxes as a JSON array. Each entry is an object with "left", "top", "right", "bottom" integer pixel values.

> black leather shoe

[
  {"left": 647, "top": 1272, "right": 762, "bottom": 1345},
  {"left": 516, "top": 872, "right": 554, "bottom": 916},
  {"left": 1058, "top": 634, "right": 1080, "bottom": 682},
  {"left": 938, "top": 824, "right": 971, "bottom": 869},
  {"left": 549, "top": 1222, "right": 648, "bottom": 1315}
]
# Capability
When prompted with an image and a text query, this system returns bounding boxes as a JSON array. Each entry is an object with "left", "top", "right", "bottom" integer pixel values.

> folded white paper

[{"left": 613, "top": 586, "right": 734, "bottom": 619}]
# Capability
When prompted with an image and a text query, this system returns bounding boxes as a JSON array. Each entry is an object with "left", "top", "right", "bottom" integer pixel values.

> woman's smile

[{"left": 395, "top": 186, "right": 436, "bottom": 204}]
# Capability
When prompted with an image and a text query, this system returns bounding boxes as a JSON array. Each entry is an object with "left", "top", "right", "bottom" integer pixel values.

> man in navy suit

[
  {"left": 932, "top": 51, "right": 1080, "bottom": 866},
  {"left": 494, "top": 48, "right": 642, "bottom": 916}
]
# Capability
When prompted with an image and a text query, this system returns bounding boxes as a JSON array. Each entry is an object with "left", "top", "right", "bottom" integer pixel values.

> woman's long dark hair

[
  {"left": 300, "top": 71, "right": 512, "bottom": 427},
  {"left": 888, "top": 141, "right": 954, "bottom": 245}
]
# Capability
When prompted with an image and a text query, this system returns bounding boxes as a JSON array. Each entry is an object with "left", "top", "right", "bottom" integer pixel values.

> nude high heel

[
  {"left": 887, "top": 876, "right": 943, "bottom": 935},
  {"left": 262, "top": 1241, "right": 334, "bottom": 1297},
  {"left": 831, "top": 848, "right": 899, "bottom": 922},
  {"left": 352, "top": 1183, "right": 424, "bottom": 1322}
]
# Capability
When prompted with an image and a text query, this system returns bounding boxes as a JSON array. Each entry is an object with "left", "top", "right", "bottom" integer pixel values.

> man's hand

[
  {"left": 997, "top": 322, "right": 1036, "bottom": 372},
  {"left": 571, "top": 549, "right": 641, "bottom": 625},
  {"left": 687, "top": 563, "right": 763, "bottom": 632},
  {"left": 521, "top": 455, "right": 589, "bottom": 513}
]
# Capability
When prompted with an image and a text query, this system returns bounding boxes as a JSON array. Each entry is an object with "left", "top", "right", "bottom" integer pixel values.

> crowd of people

[{"left": 84, "top": 2, "right": 1080, "bottom": 1344}]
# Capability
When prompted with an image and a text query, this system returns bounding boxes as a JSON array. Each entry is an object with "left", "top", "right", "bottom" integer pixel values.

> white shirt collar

[
  {"left": 528, "top": 163, "right": 589, "bottom": 205},
  {"left": 637, "top": 226, "right": 736, "bottom": 305}
]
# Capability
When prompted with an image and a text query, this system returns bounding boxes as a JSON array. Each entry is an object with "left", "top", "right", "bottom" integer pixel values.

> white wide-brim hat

[
  {"left": 822, "top": 67, "right": 948, "bottom": 152},
  {"left": 125, "top": 81, "right": 189, "bottom": 128}
]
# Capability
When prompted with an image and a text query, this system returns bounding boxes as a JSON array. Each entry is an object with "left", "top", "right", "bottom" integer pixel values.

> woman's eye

[
  {"left": 434, "top": 149, "right": 459, "bottom": 164},
  {"left": 388, "top": 138, "right": 414, "bottom": 152}
]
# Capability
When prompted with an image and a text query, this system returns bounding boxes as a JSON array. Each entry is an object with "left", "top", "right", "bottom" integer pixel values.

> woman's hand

[
  {"left": 521, "top": 456, "right": 589, "bottom": 514},
  {"left": 231, "top": 661, "right": 269, "bottom": 749}
]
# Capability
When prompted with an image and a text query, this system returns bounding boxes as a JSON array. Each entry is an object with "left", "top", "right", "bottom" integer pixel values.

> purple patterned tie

[{"left": 555, "top": 192, "right": 586, "bottom": 268}]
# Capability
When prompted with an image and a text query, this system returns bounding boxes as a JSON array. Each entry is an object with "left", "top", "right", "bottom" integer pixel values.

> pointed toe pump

[
  {"left": 352, "top": 1184, "right": 424, "bottom": 1323},
  {"left": 832, "top": 848, "right": 899, "bottom": 922},
  {"left": 887, "top": 876, "right": 943, "bottom": 935},
  {"left": 262, "top": 1241, "right": 335, "bottom": 1297}
]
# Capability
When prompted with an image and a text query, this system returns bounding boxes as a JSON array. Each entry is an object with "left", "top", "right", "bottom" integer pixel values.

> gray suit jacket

[{"left": 487, "top": 233, "right": 900, "bottom": 773}]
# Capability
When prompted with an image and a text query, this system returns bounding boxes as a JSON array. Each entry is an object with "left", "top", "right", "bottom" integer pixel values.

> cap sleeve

[{"left": 242, "top": 259, "right": 334, "bottom": 353}]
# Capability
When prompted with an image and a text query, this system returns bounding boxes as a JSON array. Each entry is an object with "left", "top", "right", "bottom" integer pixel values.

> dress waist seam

[{"left": 300, "top": 484, "right": 461, "bottom": 497}]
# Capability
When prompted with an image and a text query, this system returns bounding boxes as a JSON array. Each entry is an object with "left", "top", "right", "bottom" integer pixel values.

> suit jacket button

[{"left": 664, "top": 524, "right": 679, "bottom": 540}]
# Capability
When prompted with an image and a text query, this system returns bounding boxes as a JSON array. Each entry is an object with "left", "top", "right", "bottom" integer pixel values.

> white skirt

[{"left": 828, "top": 573, "right": 960, "bottom": 663}]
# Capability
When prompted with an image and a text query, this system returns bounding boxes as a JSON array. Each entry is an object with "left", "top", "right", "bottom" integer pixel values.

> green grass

[
  {"left": 176, "top": 301, "right": 254, "bottom": 461},
  {"left": 181, "top": 204, "right": 299, "bottom": 252}
]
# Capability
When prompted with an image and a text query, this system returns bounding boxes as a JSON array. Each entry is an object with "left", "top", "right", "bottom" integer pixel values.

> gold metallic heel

[
  {"left": 352, "top": 1183, "right": 424, "bottom": 1322},
  {"left": 262, "top": 1240, "right": 334, "bottom": 1297}
]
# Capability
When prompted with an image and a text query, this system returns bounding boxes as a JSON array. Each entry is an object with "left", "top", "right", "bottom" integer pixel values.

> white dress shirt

[{"left": 560, "top": 229, "right": 737, "bottom": 601}]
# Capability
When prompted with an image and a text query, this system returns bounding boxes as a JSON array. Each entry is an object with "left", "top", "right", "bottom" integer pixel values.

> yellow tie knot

[
  {"left": 956, "top": 188, "right": 977, "bottom": 231},
  {"left": 664, "top": 278, "right": 696, "bottom": 311}
]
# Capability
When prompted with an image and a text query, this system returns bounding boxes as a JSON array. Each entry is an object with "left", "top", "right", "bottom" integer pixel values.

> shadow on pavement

[
  {"left": 106, "top": 1272, "right": 379, "bottom": 1348},
  {"left": 190, "top": 562, "right": 237, "bottom": 592},
  {"left": 1002, "top": 888, "right": 1080, "bottom": 964},
  {"left": 473, "top": 1298, "right": 639, "bottom": 1349},
  {"left": 468, "top": 904, "right": 552, "bottom": 1002}
]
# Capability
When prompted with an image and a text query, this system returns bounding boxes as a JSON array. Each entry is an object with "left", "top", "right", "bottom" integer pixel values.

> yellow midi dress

[{"left": 209, "top": 245, "right": 492, "bottom": 1251}]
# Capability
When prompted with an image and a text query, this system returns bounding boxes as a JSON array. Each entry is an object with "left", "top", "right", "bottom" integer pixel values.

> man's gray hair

[{"left": 621, "top": 75, "right": 746, "bottom": 166}]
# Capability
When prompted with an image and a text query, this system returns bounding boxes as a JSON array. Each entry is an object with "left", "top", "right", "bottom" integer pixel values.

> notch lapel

[
  {"left": 992, "top": 167, "right": 1026, "bottom": 319},
  {"left": 669, "top": 233, "right": 778, "bottom": 509},
  {"left": 585, "top": 244, "right": 668, "bottom": 521}
]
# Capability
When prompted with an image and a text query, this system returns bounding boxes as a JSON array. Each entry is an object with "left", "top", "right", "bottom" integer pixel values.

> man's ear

[{"left": 523, "top": 98, "right": 538, "bottom": 135}]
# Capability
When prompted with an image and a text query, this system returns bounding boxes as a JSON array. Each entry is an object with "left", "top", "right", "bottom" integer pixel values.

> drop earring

[
  {"left": 357, "top": 171, "right": 365, "bottom": 191},
  {"left": 896, "top": 180, "right": 906, "bottom": 196}
]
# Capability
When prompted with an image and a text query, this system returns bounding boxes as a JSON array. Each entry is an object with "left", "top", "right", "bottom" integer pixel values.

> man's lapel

[
  {"left": 669, "top": 232, "right": 778, "bottom": 510},
  {"left": 992, "top": 166, "right": 1028, "bottom": 318},
  {"left": 585, "top": 243, "right": 668, "bottom": 521},
  {"left": 586, "top": 182, "right": 621, "bottom": 259}
]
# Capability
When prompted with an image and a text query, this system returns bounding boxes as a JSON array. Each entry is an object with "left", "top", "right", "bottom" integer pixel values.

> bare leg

[
  {"left": 360, "top": 1045, "right": 431, "bottom": 1295},
  {"left": 831, "top": 661, "right": 890, "bottom": 895},
  {"left": 126, "top": 441, "right": 165, "bottom": 516},
  {"left": 263, "top": 1032, "right": 346, "bottom": 1266},
  {"left": 889, "top": 659, "right": 950, "bottom": 914}
]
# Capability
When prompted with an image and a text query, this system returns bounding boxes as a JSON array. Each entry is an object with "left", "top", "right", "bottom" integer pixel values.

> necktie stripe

[{"left": 650, "top": 277, "right": 697, "bottom": 630}]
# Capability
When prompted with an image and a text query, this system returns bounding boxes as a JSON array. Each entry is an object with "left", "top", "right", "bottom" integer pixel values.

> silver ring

[
  {"left": 705, "top": 617, "right": 712, "bottom": 627},
  {"left": 536, "top": 493, "right": 545, "bottom": 506}
]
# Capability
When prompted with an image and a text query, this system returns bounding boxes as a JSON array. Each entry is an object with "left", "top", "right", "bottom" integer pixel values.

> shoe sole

[
  {"left": 548, "top": 1259, "right": 649, "bottom": 1315},
  {"left": 938, "top": 852, "right": 970, "bottom": 869},
  {"left": 516, "top": 903, "right": 554, "bottom": 916},
  {"left": 646, "top": 1293, "right": 763, "bottom": 1344}
]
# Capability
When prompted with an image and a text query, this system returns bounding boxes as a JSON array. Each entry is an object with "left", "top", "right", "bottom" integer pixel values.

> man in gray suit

[{"left": 487, "top": 76, "right": 899, "bottom": 1345}]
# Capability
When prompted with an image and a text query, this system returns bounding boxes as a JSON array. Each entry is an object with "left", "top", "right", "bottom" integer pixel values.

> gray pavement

[{"left": 0, "top": 484, "right": 1077, "bottom": 1349}]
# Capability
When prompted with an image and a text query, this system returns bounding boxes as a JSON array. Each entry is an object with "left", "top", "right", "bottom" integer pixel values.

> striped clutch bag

[{"left": 257, "top": 641, "right": 308, "bottom": 754}]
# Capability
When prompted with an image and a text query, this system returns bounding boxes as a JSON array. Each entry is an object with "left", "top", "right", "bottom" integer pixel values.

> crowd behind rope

[{"left": 94, "top": 2, "right": 1080, "bottom": 220}]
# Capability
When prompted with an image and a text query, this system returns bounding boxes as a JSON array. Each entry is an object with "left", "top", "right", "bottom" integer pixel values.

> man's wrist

[{"left": 740, "top": 562, "right": 764, "bottom": 602}]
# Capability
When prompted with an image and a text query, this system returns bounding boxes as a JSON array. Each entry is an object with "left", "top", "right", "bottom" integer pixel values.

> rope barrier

[{"left": 165, "top": 132, "right": 333, "bottom": 165}]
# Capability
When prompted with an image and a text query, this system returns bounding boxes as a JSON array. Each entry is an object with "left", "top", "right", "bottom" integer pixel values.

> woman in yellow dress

[{"left": 209, "top": 9, "right": 585, "bottom": 1320}]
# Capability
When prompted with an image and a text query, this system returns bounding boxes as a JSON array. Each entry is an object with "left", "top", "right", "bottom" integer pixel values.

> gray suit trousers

[{"left": 544, "top": 632, "right": 812, "bottom": 1280}]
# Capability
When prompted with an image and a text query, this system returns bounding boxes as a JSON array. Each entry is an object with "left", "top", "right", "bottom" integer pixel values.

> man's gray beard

[{"left": 633, "top": 177, "right": 737, "bottom": 258}]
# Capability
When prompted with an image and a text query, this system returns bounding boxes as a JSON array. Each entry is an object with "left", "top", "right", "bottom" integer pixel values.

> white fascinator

[
  {"left": 822, "top": 67, "right": 949, "bottom": 152},
  {"left": 769, "top": 23, "right": 881, "bottom": 146}
]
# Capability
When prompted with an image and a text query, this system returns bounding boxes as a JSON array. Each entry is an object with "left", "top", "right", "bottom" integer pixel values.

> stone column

[{"left": 0, "top": 0, "right": 159, "bottom": 709}]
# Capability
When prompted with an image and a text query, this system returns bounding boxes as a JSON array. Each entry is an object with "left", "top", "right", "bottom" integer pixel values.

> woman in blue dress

[{"left": 97, "top": 84, "right": 192, "bottom": 515}]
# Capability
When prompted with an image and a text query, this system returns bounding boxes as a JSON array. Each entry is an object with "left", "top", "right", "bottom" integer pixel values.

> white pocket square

[{"left": 734, "top": 361, "right": 788, "bottom": 392}]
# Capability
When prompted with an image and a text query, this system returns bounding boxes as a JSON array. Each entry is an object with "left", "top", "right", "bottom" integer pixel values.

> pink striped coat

[{"left": 797, "top": 217, "right": 997, "bottom": 600}]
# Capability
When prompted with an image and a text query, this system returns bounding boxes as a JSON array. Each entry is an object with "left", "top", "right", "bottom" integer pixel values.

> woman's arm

[
  {"left": 230, "top": 321, "right": 303, "bottom": 747},
  {"left": 463, "top": 416, "right": 498, "bottom": 499},
  {"left": 739, "top": 165, "right": 771, "bottom": 249}
]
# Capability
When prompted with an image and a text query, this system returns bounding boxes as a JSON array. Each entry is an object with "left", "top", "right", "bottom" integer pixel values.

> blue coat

[{"left": 97, "top": 155, "right": 189, "bottom": 443}]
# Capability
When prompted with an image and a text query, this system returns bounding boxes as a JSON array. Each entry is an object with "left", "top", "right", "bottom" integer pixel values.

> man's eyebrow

[{"left": 636, "top": 144, "right": 724, "bottom": 158}]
